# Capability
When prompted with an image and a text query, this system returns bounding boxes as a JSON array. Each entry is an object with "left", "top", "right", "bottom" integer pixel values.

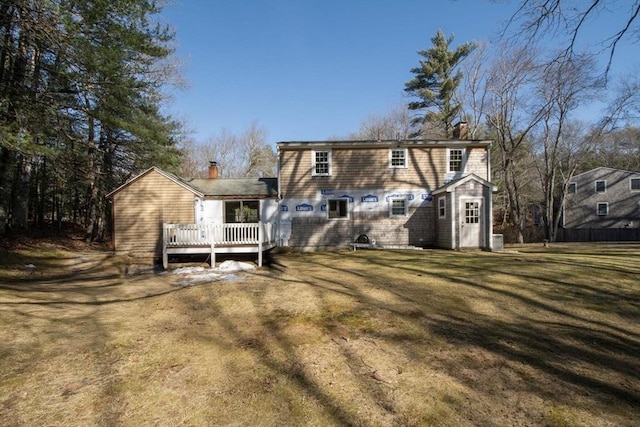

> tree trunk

[{"left": 13, "top": 154, "right": 31, "bottom": 229}]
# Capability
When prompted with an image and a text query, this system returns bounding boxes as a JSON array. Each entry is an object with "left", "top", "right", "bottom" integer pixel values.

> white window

[
  {"left": 312, "top": 150, "right": 331, "bottom": 176},
  {"left": 390, "top": 198, "right": 407, "bottom": 217},
  {"left": 447, "top": 148, "right": 465, "bottom": 173},
  {"left": 465, "top": 201, "right": 480, "bottom": 224},
  {"left": 568, "top": 182, "right": 577, "bottom": 193},
  {"left": 595, "top": 180, "right": 606, "bottom": 193},
  {"left": 630, "top": 178, "right": 640, "bottom": 191},
  {"left": 438, "top": 197, "right": 446, "bottom": 218},
  {"left": 597, "top": 202, "right": 608, "bottom": 216},
  {"left": 389, "top": 148, "right": 407, "bottom": 168},
  {"left": 328, "top": 198, "right": 348, "bottom": 219}
]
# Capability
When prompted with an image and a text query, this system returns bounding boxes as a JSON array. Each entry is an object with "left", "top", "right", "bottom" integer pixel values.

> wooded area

[{"left": 0, "top": 0, "right": 182, "bottom": 241}]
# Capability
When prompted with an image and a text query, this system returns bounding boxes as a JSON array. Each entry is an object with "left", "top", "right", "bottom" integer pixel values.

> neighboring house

[
  {"left": 564, "top": 167, "right": 640, "bottom": 229},
  {"left": 107, "top": 163, "right": 278, "bottom": 266},
  {"left": 276, "top": 127, "right": 496, "bottom": 250}
]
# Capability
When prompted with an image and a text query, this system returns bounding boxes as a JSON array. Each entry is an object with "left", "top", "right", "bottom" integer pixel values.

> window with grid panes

[
  {"left": 390, "top": 148, "right": 407, "bottom": 167},
  {"left": 313, "top": 150, "right": 330, "bottom": 176},
  {"left": 448, "top": 149, "right": 463, "bottom": 172},
  {"left": 390, "top": 198, "right": 407, "bottom": 217}
]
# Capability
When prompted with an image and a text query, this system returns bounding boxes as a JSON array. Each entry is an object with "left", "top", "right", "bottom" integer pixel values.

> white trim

[
  {"left": 450, "top": 193, "right": 456, "bottom": 249},
  {"left": 438, "top": 196, "right": 446, "bottom": 219},
  {"left": 596, "top": 202, "right": 609, "bottom": 216},
  {"left": 447, "top": 148, "right": 466, "bottom": 173},
  {"left": 433, "top": 173, "right": 496, "bottom": 195},
  {"left": 389, "top": 148, "right": 408, "bottom": 168},
  {"left": 311, "top": 149, "right": 332, "bottom": 176},
  {"left": 459, "top": 197, "right": 484, "bottom": 248},
  {"left": 595, "top": 180, "right": 606, "bottom": 193},
  {"left": 389, "top": 197, "right": 408, "bottom": 217}
]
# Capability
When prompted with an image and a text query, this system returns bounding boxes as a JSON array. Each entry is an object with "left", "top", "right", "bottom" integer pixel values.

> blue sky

[{"left": 161, "top": 0, "right": 638, "bottom": 145}]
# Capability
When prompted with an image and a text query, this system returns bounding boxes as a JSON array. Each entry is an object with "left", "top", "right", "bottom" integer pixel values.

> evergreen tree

[
  {"left": 0, "top": 0, "right": 183, "bottom": 239},
  {"left": 404, "top": 30, "right": 475, "bottom": 138}
]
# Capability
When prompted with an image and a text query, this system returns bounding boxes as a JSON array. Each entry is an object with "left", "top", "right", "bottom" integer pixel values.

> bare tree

[
  {"left": 241, "top": 121, "right": 277, "bottom": 177},
  {"left": 182, "top": 121, "right": 276, "bottom": 178},
  {"left": 456, "top": 42, "right": 491, "bottom": 139},
  {"left": 506, "top": 0, "right": 640, "bottom": 78},
  {"left": 347, "top": 102, "right": 412, "bottom": 140},
  {"left": 532, "top": 54, "right": 602, "bottom": 241},
  {"left": 599, "top": 71, "right": 640, "bottom": 131},
  {"left": 485, "top": 44, "right": 548, "bottom": 243}
]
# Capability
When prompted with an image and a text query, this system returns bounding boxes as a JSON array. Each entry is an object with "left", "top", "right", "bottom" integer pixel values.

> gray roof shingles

[{"left": 185, "top": 177, "right": 277, "bottom": 198}]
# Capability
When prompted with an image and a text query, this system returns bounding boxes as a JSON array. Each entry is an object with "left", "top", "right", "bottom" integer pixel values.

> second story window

[
  {"left": 448, "top": 148, "right": 464, "bottom": 173},
  {"left": 631, "top": 178, "right": 640, "bottom": 191},
  {"left": 568, "top": 183, "right": 577, "bottom": 193},
  {"left": 312, "top": 150, "right": 331, "bottom": 176},
  {"left": 389, "top": 148, "right": 407, "bottom": 168},
  {"left": 595, "top": 180, "right": 606, "bottom": 193}
]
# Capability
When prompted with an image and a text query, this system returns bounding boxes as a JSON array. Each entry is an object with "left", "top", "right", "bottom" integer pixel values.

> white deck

[{"left": 162, "top": 222, "right": 277, "bottom": 269}]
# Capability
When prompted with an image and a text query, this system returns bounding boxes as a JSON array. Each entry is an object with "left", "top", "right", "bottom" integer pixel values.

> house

[
  {"left": 276, "top": 126, "right": 496, "bottom": 250},
  {"left": 107, "top": 163, "right": 278, "bottom": 267},
  {"left": 108, "top": 124, "right": 497, "bottom": 268},
  {"left": 563, "top": 167, "right": 640, "bottom": 230}
]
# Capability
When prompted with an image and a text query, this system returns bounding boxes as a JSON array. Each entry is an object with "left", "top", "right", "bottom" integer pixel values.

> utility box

[{"left": 492, "top": 234, "right": 504, "bottom": 251}]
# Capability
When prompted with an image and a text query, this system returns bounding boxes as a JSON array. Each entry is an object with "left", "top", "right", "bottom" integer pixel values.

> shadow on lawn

[
  {"left": 263, "top": 249, "right": 640, "bottom": 423},
  {"left": 2, "top": 246, "right": 638, "bottom": 425}
]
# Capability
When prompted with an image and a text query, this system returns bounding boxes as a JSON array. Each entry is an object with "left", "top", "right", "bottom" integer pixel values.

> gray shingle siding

[{"left": 564, "top": 167, "right": 640, "bottom": 228}]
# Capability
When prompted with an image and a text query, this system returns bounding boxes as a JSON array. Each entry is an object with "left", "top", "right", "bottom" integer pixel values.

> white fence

[{"left": 163, "top": 222, "right": 276, "bottom": 247}]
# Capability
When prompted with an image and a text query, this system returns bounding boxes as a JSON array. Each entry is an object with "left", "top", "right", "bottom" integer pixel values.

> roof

[
  {"left": 432, "top": 174, "right": 497, "bottom": 195},
  {"left": 106, "top": 167, "right": 204, "bottom": 198},
  {"left": 276, "top": 139, "right": 492, "bottom": 150},
  {"left": 107, "top": 166, "right": 277, "bottom": 199},
  {"left": 186, "top": 177, "right": 277, "bottom": 198},
  {"left": 570, "top": 166, "right": 640, "bottom": 181}
]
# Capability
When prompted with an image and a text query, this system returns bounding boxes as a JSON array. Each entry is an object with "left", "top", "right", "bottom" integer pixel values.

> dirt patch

[{"left": 0, "top": 243, "right": 639, "bottom": 426}]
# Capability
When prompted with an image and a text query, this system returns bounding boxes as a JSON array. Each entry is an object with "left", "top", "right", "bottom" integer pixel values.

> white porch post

[{"left": 258, "top": 221, "right": 264, "bottom": 266}]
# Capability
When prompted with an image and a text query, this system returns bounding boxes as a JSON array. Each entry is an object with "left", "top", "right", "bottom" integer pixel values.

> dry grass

[{"left": 0, "top": 243, "right": 639, "bottom": 426}]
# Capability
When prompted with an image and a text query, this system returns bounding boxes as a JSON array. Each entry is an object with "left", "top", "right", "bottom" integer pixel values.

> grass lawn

[{"left": 0, "top": 242, "right": 639, "bottom": 426}]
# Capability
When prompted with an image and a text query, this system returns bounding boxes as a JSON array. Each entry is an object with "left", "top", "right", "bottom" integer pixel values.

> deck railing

[{"left": 163, "top": 222, "right": 276, "bottom": 247}]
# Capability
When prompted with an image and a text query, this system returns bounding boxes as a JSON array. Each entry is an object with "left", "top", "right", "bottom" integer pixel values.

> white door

[{"left": 460, "top": 199, "right": 483, "bottom": 248}]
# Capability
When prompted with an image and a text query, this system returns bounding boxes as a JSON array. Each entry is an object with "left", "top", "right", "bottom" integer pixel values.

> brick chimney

[
  {"left": 208, "top": 161, "right": 219, "bottom": 179},
  {"left": 452, "top": 121, "right": 469, "bottom": 140}
]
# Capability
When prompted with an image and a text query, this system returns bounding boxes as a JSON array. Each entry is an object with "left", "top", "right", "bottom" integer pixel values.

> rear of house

[
  {"left": 108, "top": 164, "right": 278, "bottom": 266},
  {"left": 276, "top": 135, "right": 495, "bottom": 250}
]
